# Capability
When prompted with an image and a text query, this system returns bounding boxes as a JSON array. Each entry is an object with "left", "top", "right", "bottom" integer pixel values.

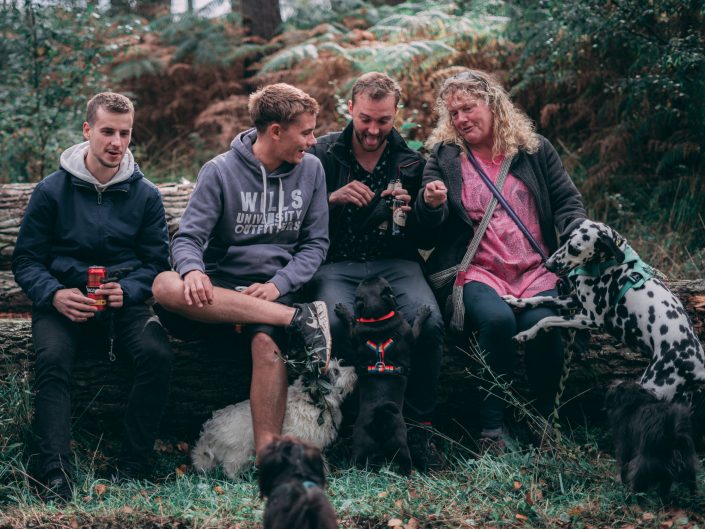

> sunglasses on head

[{"left": 445, "top": 70, "right": 491, "bottom": 90}]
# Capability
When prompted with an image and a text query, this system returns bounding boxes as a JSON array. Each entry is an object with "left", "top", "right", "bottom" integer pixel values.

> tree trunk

[{"left": 240, "top": 0, "right": 281, "bottom": 40}]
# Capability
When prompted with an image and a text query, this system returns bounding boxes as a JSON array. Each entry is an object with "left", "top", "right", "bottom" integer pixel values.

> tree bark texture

[
  {"left": 240, "top": 0, "right": 281, "bottom": 40},
  {"left": 1, "top": 281, "right": 703, "bottom": 438}
]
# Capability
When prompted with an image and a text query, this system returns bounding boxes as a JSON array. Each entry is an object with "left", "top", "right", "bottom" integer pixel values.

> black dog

[
  {"left": 335, "top": 276, "right": 430, "bottom": 475},
  {"left": 605, "top": 381, "right": 699, "bottom": 498},
  {"left": 258, "top": 436, "right": 337, "bottom": 529}
]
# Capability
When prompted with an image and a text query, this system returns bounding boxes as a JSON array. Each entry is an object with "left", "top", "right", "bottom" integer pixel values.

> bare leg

[
  {"left": 249, "top": 332, "right": 288, "bottom": 463},
  {"left": 153, "top": 271, "right": 295, "bottom": 325}
]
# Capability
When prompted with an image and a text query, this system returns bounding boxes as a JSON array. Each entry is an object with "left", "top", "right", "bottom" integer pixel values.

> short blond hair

[
  {"left": 248, "top": 83, "right": 319, "bottom": 132},
  {"left": 86, "top": 92, "right": 134, "bottom": 125},
  {"left": 351, "top": 72, "right": 401, "bottom": 105},
  {"left": 426, "top": 69, "right": 539, "bottom": 158}
]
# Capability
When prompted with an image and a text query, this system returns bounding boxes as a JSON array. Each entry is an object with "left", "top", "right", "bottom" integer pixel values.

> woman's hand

[{"left": 423, "top": 180, "right": 448, "bottom": 208}]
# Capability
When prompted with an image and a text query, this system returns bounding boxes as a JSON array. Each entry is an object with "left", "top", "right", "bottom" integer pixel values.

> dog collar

[
  {"left": 302, "top": 480, "right": 319, "bottom": 490},
  {"left": 356, "top": 310, "right": 396, "bottom": 323}
]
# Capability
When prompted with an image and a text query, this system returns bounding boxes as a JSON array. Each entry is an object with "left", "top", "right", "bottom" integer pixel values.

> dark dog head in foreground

[
  {"left": 258, "top": 436, "right": 337, "bottom": 529},
  {"left": 605, "top": 381, "right": 699, "bottom": 498},
  {"left": 546, "top": 219, "right": 626, "bottom": 276}
]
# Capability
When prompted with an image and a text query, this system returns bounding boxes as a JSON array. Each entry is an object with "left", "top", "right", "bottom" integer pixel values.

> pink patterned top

[{"left": 460, "top": 153, "right": 558, "bottom": 297}]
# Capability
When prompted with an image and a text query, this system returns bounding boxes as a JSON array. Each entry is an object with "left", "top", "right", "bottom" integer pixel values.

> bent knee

[
  {"left": 141, "top": 319, "right": 173, "bottom": 363},
  {"left": 250, "top": 333, "right": 281, "bottom": 364},
  {"left": 152, "top": 271, "right": 184, "bottom": 309},
  {"left": 475, "top": 311, "right": 517, "bottom": 339}
]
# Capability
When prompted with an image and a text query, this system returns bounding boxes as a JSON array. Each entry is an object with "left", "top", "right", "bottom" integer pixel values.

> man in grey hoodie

[
  {"left": 152, "top": 83, "right": 331, "bottom": 463},
  {"left": 13, "top": 92, "right": 173, "bottom": 502}
]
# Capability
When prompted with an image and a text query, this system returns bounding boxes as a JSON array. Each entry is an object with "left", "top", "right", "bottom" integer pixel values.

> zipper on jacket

[
  {"left": 397, "top": 159, "right": 422, "bottom": 179},
  {"left": 97, "top": 191, "right": 102, "bottom": 205}
]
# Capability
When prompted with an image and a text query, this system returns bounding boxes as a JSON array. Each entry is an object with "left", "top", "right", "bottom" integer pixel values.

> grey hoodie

[
  {"left": 171, "top": 128, "right": 329, "bottom": 297},
  {"left": 60, "top": 141, "right": 135, "bottom": 190}
]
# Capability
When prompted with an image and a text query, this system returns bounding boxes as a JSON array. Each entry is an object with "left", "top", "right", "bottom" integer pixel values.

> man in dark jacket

[
  {"left": 308, "top": 72, "right": 445, "bottom": 470},
  {"left": 12, "top": 93, "right": 173, "bottom": 502}
]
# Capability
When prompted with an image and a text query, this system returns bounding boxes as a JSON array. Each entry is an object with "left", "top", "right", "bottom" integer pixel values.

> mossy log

[
  {"left": 1, "top": 278, "right": 704, "bottom": 438},
  {"left": 1, "top": 182, "right": 704, "bottom": 439}
]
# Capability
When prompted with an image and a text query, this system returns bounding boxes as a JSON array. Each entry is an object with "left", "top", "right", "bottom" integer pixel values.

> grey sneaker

[{"left": 288, "top": 301, "right": 332, "bottom": 373}]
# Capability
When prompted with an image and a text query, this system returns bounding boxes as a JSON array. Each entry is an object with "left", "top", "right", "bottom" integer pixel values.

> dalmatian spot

[
  {"left": 647, "top": 291, "right": 655, "bottom": 298},
  {"left": 660, "top": 325, "right": 668, "bottom": 335}
]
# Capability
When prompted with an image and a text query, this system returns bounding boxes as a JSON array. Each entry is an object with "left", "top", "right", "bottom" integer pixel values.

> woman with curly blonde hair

[{"left": 416, "top": 69, "right": 586, "bottom": 454}]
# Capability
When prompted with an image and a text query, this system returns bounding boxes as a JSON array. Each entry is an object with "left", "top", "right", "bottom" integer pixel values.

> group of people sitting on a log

[{"left": 12, "top": 70, "right": 586, "bottom": 501}]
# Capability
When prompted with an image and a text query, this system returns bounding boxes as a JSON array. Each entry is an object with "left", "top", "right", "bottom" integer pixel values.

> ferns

[
  {"left": 259, "top": 43, "right": 321, "bottom": 73},
  {"left": 258, "top": 2, "right": 507, "bottom": 77}
]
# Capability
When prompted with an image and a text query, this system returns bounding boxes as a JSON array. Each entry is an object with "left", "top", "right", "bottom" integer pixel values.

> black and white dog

[
  {"left": 335, "top": 277, "right": 430, "bottom": 475},
  {"left": 605, "top": 381, "right": 699, "bottom": 496},
  {"left": 259, "top": 436, "right": 337, "bottom": 529},
  {"left": 502, "top": 219, "right": 705, "bottom": 409}
]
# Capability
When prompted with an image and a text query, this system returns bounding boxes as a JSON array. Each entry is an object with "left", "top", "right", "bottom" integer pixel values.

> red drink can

[{"left": 87, "top": 266, "right": 107, "bottom": 311}]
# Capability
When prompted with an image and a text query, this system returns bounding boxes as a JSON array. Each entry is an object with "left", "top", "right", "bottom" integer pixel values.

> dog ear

[
  {"left": 381, "top": 286, "right": 397, "bottom": 307},
  {"left": 598, "top": 231, "right": 625, "bottom": 263}
]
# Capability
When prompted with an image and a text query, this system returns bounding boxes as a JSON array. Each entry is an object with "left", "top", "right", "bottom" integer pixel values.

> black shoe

[
  {"left": 407, "top": 426, "right": 445, "bottom": 471},
  {"left": 111, "top": 458, "right": 146, "bottom": 483},
  {"left": 287, "top": 301, "right": 332, "bottom": 373},
  {"left": 41, "top": 469, "right": 73, "bottom": 503}
]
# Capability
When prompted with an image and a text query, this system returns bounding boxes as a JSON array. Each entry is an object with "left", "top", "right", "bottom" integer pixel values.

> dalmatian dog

[{"left": 502, "top": 219, "right": 705, "bottom": 408}]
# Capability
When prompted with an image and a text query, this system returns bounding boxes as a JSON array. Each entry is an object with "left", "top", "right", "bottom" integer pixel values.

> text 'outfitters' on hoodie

[{"left": 171, "top": 128, "right": 330, "bottom": 297}]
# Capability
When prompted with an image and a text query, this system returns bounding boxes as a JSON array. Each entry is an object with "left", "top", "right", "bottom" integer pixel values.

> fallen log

[{"left": 2, "top": 277, "right": 704, "bottom": 438}]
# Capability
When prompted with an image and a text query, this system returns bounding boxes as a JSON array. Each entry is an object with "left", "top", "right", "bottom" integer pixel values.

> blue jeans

[
  {"left": 463, "top": 282, "right": 564, "bottom": 431},
  {"left": 32, "top": 304, "right": 172, "bottom": 478},
  {"left": 309, "top": 259, "right": 445, "bottom": 421}
]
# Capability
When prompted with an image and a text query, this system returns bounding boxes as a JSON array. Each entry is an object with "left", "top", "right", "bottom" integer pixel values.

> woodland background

[{"left": 1, "top": 1, "right": 705, "bottom": 528}]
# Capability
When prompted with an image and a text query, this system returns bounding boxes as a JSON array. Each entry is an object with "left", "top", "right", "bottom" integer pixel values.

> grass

[{"left": 2, "top": 369, "right": 705, "bottom": 529}]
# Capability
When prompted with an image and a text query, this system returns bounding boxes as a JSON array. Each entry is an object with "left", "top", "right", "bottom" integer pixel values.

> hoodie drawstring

[
  {"left": 278, "top": 179, "right": 284, "bottom": 230},
  {"left": 260, "top": 165, "right": 268, "bottom": 218},
  {"left": 259, "top": 165, "right": 284, "bottom": 229}
]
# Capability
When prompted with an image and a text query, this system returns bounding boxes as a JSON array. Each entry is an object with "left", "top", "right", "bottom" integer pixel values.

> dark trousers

[
  {"left": 309, "top": 259, "right": 445, "bottom": 421},
  {"left": 463, "top": 282, "right": 564, "bottom": 431},
  {"left": 32, "top": 304, "right": 173, "bottom": 478}
]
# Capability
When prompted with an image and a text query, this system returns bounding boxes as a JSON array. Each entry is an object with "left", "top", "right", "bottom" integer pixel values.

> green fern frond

[
  {"left": 354, "top": 40, "right": 458, "bottom": 77},
  {"left": 112, "top": 56, "right": 165, "bottom": 82},
  {"left": 317, "top": 42, "right": 354, "bottom": 62},
  {"left": 258, "top": 43, "right": 320, "bottom": 73}
]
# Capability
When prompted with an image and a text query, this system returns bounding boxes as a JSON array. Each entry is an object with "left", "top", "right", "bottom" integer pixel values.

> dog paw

[
  {"left": 334, "top": 303, "right": 352, "bottom": 317},
  {"left": 513, "top": 331, "right": 533, "bottom": 343},
  {"left": 502, "top": 295, "right": 526, "bottom": 308},
  {"left": 416, "top": 305, "right": 432, "bottom": 321}
]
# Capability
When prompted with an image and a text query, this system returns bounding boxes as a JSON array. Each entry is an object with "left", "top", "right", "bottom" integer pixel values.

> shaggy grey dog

[{"left": 191, "top": 359, "right": 356, "bottom": 478}]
